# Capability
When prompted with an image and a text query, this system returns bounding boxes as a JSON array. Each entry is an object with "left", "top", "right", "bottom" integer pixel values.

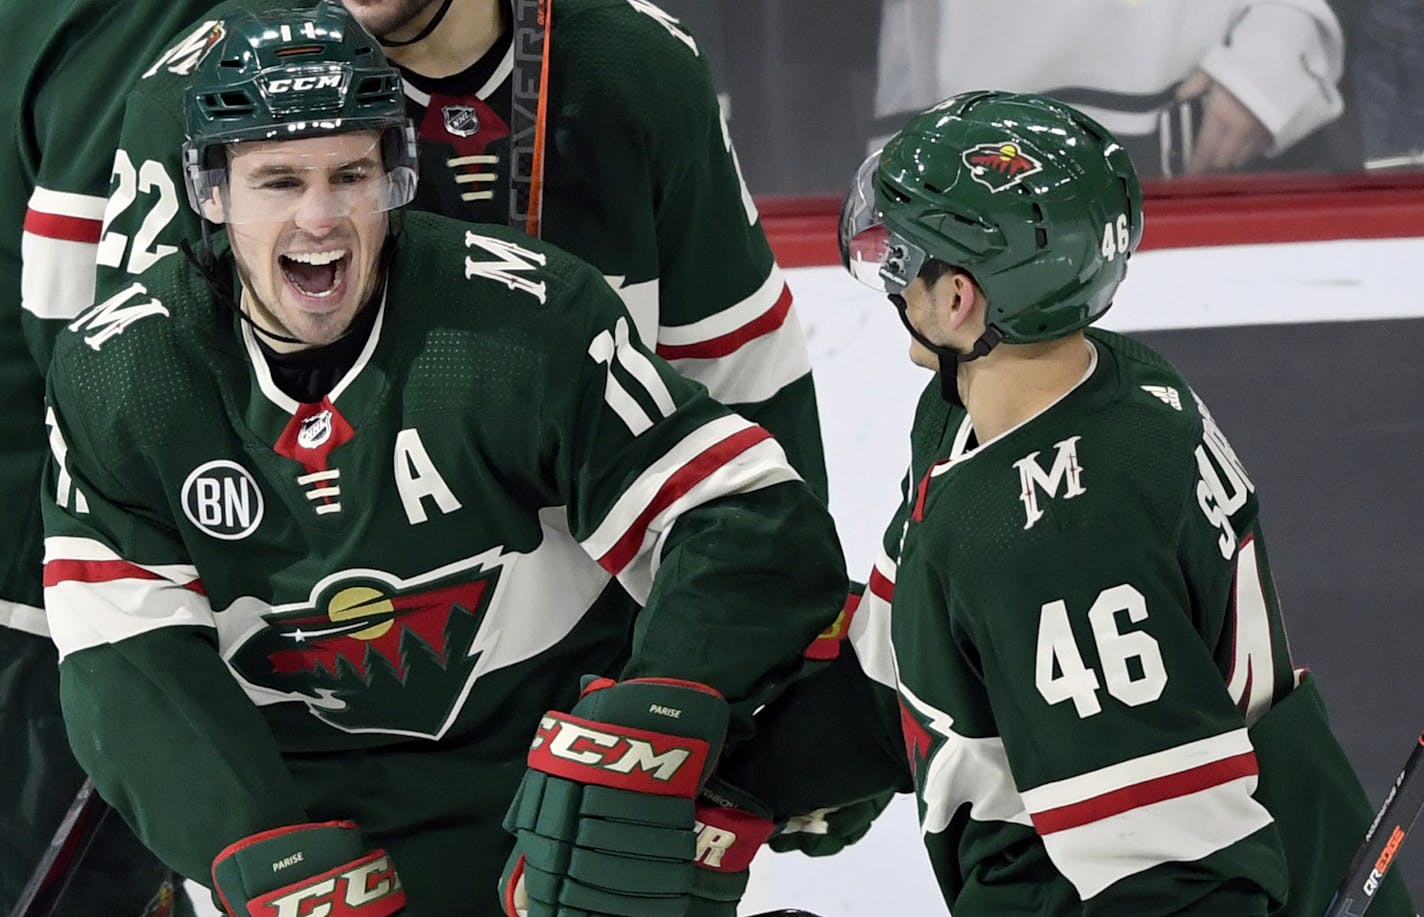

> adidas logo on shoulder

[{"left": 1141, "top": 385, "right": 1183, "bottom": 411}]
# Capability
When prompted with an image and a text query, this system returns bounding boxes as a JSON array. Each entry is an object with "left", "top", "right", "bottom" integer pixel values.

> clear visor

[
  {"left": 184, "top": 129, "right": 417, "bottom": 225},
  {"left": 838, "top": 149, "right": 927, "bottom": 294}
]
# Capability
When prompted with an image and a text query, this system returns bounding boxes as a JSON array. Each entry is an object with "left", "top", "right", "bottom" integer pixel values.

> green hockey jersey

[
  {"left": 0, "top": 0, "right": 233, "bottom": 911},
  {"left": 43, "top": 212, "right": 844, "bottom": 914},
  {"left": 93, "top": 0, "right": 828, "bottom": 501},
  {"left": 834, "top": 330, "right": 1416, "bottom": 915}
]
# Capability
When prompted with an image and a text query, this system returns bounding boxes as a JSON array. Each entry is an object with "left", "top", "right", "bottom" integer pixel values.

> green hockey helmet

[
  {"left": 181, "top": 0, "right": 417, "bottom": 223},
  {"left": 841, "top": 91, "right": 1143, "bottom": 343}
]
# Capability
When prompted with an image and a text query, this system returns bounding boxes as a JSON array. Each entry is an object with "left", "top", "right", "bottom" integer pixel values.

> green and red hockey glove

[
  {"left": 688, "top": 779, "right": 778, "bottom": 917},
  {"left": 211, "top": 820, "right": 404, "bottom": 917},
  {"left": 767, "top": 792, "right": 895, "bottom": 856},
  {"left": 499, "top": 676, "right": 729, "bottom": 916}
]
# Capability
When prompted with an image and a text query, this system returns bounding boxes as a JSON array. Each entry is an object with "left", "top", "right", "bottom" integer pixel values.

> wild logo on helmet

[{"left": 962, "top": 141, "right": 1044, "bottom": 192}]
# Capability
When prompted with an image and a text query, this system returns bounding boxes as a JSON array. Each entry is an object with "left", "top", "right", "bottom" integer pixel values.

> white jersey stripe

[
  {"left": 582, "top": 414, "right": 759, "bottom": 559},
  {"left": 663, "top": 306, "right": 812, "bottom": 406},
  {"left": 23, "top": 188, "right": 106, "bottom": 319},
  {"left": 44, "top": 535, "right": 200, "bottom": 585},
  {"left": 847, "top": 550, "right": 899, "bottom": 690},
  {"left": 45, "top": 579, "right": 216, "bottom": 661},
  {"left": 656, "top": 266, "right": 787, "bottom": 346},
  {"left": 28, "top": 187, "right": 108, "bottom": 221},
  {"left": 1040, "top": 775, "right": 1272, "bottom": 900},
  {"left": 1019, "top": 728, "right": 1255, "bottom": 814},
  {"left": 583, "top": 426, "right": 799, "bottom": 602},
  {"left": 22, "top": 234, "right": 98, "bottom": 320},
  {"left": 0, "top": 600, "right": 50, "bottom": 638},
  {"left": 620, "top": 436, "right": 799, "bottom": 602}
]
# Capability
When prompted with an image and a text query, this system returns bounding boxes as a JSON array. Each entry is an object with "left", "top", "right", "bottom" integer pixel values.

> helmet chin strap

[
  {"left": 889, "top": 293, "right": 1004, "bottom": 407},
  {"left": 378, "top": 0, "right": 456, "bottom": 47}
]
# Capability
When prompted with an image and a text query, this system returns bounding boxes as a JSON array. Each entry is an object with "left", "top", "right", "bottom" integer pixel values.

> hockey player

[
  {"left": 0, "top": 0, "right": 242, "bottom": 912},
  {"left": 95, "top": 0, "right": 829, "bottom": 503},
  {"left": 41, "top": 5, "right": 845, "bottom": 915},
  {"left": 725, "top": 91, "right": 1417, "bottom": 915}
]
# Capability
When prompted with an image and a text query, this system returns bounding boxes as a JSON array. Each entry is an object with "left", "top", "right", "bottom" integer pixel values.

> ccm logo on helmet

[{"left": 265, "top": 74, "right": 343, "bottom": 93}]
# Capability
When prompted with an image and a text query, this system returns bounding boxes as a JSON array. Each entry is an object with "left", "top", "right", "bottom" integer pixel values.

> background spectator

[
  {"left": 869, "top": 0, "right": 1354, "bottom": 177},
  {"left": 1350, "top": 0, "right": 1424, "bottom": 167}
]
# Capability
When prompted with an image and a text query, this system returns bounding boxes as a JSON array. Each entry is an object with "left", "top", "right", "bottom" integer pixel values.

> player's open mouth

[{"left": 281, "top": 249, "right": 350, "bottom": 298}]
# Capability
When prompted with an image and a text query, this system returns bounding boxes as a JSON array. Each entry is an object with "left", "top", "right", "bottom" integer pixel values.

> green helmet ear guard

[
  {"left": 181, "top": 0, "right": 417, "bottom": 222},
  {"left": 840, "top": 90, "right": 1143, "bottom": 343}
]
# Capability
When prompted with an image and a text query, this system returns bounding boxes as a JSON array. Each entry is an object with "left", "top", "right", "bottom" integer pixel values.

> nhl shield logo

[
  {"left": 963, "top": 141, "right": 1043, "bottom": 193},
  {"left": 443, "top": 104, "right": 481, "bottom": 138},
  {"left": 298, "top": 410, "right": 334, "bottom": 449}
]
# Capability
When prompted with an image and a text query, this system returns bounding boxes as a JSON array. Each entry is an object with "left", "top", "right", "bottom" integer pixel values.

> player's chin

[
  {"left": 277, "top": 290, "right": 359, "bottom": 347},
  {"left": 286, "top": 310, "right": 355, "bottom": 348},
  {"left": 908, "top": 341, "right": 937, "bottom": 370}
]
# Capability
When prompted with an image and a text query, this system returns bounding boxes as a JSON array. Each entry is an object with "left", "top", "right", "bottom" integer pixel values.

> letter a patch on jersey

[{"left": 1013, "top": 436, "right": 1086, "bottom": 530}]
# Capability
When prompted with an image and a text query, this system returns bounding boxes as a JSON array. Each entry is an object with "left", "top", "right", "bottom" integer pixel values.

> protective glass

[
  {"left": 184, "top": 130, "right": 417, "bottom": 225},
  {"left": 838, "top": 150, "right": 927, "bottom": 294}
]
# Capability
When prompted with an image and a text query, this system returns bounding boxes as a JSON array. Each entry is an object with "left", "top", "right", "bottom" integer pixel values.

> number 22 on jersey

[{"left": 97, "top": 151, "right": 179, "bottom": 276}]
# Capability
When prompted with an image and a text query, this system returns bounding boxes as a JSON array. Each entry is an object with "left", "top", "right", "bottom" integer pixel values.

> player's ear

[
  {"left": 199, "top": 189, "right": 226, "bottom": 224},
  {"left": 945, "top": 272, "right": 980, "bottom": 331}
]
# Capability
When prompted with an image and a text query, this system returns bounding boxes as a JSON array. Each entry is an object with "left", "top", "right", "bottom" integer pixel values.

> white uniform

[{"left": 874, "top": 0, "right": 1344, "bottom": 157}]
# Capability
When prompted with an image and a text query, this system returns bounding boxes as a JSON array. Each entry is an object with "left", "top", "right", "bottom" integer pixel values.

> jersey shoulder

[
  {"left": 49, "top": 248, "right": 231, "bottom": 450},
  {"left": 926, "top": 331, "right": 1209, "bottom": 562},
  {"left": 397, "top": 211, "right": 615, "bottom": 316},
  {"left": 550, "top": 0, "right": 718, "bottom": 130},
  {"left": 392, "top": 213, "right": 671, "bottom": 414},
  {"left": 0, "top": 0, "right": 235, "bottom": 199}
]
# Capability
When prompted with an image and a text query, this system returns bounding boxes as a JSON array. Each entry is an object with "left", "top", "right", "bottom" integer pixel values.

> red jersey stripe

[
  {"left": 1031, "top": 749, "right": 1259, "bottom": 835},
  {"left": 655, "top": 284, "right": 793, "bottom": 360},
  {"left": 44, "top": 558, "right": 206, "bottom": 595},
  {"left": 868, "top": 565, "right": 895, "bottom": 603},
  {"left": 597, "top": 426, "right": 773, "bottom": 574},
  {"left": 25, "top": 208, "right": 103, "bottom": 244}
]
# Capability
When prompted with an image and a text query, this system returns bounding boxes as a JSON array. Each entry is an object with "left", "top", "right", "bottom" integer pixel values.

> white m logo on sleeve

[
  {"left": 463, "top": 231, "right": 547, "bottom": 303},
  {"left": 1013, "top": 436, "right": 1086, "bottom": 530},
  {"left": 68, "top": 283, "right": 170, "bottom": 351}
]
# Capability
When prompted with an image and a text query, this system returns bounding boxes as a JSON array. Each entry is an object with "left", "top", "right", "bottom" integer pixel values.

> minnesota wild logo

[
  {"left": 963, "top": 140, "right": 1043, "bottom": 193},
  {"left": 900, "top": 696, "right": 935, "bottom": 779},
  {"left": 229, "top": 556, "right": 505, "bottom": 737}
]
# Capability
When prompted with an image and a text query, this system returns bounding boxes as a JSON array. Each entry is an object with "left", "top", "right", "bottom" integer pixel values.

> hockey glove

[
  {"left": 767, "top": 791, "right": 895, "bottom": 856},
  {"left": 688, "top": 779, "right": 778, "bottom": 917},
  {"left": 211, "top": 820, "right": 405, "bottom": 917},
  {"left": 499, "top": 676, "right": 729, "bottom": 916}
]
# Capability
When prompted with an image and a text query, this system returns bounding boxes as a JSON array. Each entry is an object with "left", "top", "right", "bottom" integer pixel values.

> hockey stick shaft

[
  {"left": 7, "top": 778, "right": 110, "bottom": 917},
  {"left": 509, "top": 0, "right": 551, "bottom": 238},
  {"left": 1324, "top": 732, "right": 1424, "bottom": 917}
]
